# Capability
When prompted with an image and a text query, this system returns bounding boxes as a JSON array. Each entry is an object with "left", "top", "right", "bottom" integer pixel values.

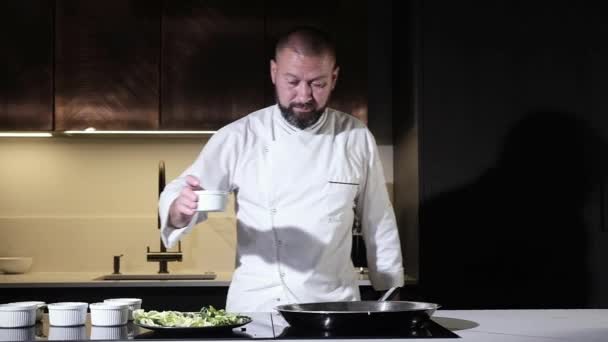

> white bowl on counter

[
  {"left": 0, "top": 303, "right": 37, "bottom": 328},
  {"left": 195, "top": 190, "right": 228, "bottom": 212},
  {"left": 0, "top": 257, "right": 33, "bottom": 274},
  {"left": 47, "top": 302, "right": 88, "bottom": 326},
  {"left": 8, "top": 301, "right": 46, "bottom": 322},
  {"left": 103, "top": 298, "right": 142, "bottom": 321},
  {"left": 89, "top": 302, "right": 129, "bottom": 326}
]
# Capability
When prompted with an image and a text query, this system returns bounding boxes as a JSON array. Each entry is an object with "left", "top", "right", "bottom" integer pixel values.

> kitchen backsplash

[{"left": 0, "top": 137, "right": 394, "bottom": 274}]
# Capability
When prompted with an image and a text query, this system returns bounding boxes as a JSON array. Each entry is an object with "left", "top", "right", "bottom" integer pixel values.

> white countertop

[
  {"left": 426, "top": 309, "right": 608, "bottom": 341},
  {"left": 269, "top": 309, "right": 608, "bottom": 341}
]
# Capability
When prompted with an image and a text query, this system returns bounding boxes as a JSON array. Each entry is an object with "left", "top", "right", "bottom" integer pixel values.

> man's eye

[
  {"left": 312, "top": 82, "right": 326, "bottom": 88},
  {"left": 288, "top": 80, "right": 299, "bottom": 86}
]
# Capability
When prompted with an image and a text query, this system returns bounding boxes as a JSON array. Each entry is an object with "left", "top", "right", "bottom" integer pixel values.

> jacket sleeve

[
  {"left": 159, "top": 128, "right": 238, "bottom": 248},
  {"left": 356, "top": 129, "right": 405, "bottom": 290}
]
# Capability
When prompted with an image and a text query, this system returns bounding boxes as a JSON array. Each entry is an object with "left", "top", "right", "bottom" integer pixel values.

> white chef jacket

[{"left": 159, "top": 105, "right": 404, "bottom": 312}]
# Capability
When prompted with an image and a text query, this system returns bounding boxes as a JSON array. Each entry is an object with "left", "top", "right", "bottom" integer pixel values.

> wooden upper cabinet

[
  {"left": 2, "top": 1, "right": 366, "bottom": 132},
  {"left": 161, "top": 0, "right": 265, "bottom": 130},
  {"left": 55, "top": 0, "right": 160, "bottom": 130},
  {"left": 0, "top": 0, "right": 53, "bottom": 131},
  {"left": 265, "top": 0, "right": 368, "bottom": 124}
]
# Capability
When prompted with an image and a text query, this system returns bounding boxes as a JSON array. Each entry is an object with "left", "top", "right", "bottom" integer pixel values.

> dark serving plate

[{"left": 134, "top": 315, "right": 252, "bottom": 334}]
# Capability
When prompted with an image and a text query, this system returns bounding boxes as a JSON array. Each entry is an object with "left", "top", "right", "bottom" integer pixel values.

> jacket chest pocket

[{"left": 325, "top": 178, "right": 359, "bottom": 222}]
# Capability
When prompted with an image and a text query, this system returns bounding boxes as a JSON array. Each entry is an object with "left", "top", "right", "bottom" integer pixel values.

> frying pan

[{"left": 275, "top": 287, "right": 440, "bottom": 331}]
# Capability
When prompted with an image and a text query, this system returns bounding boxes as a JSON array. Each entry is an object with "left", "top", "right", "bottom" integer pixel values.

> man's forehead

[
  {"left": 276, "top": 47, "right": 335, "bottom": 64},
  {"left": 284, "top": 72, "right": 329, "bottom": 81}
]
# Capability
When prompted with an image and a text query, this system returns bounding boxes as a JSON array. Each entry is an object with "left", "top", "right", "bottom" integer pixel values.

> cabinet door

[
  {"left": 161, "top": 0, "right": 265, "bottom": 130},
  {"left": 264, "top": 0, "right": 368, "bottom": 123},
  {"left": 55, "top": 0, "right": 160, "bottom": 130},
  {"left": 0, "top": 0, "right": 53, "bottom": 131}
]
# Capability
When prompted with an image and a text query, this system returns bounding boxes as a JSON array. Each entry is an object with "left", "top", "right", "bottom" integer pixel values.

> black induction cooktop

[
  {"left": 272, "top": 321, "right": 458, "bottom": 339},
  {"left": 134, "top": 313, "right": 459, "bottom": 340}
]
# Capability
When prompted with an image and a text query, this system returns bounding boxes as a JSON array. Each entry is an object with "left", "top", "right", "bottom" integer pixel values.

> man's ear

[
  {"left": 270, "top": 59, "right": 277, "bottom": 85},
  {"left": 331, "top": 66, "right": 340, "bottom": 90}
]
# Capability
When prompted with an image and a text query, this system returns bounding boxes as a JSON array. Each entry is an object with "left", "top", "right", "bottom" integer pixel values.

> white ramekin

[
  {"left": 0, "top": 303, "right": 37, "bottom": 328},
  {"left": 47, "top": 302, "right": 88, "bottom": 326},
  {"left": 48, "top": 326, "right": 87, "bottom": 341},
  {"left": 8, "top": 301, "right": 46, "bottom": 322},
  {"left": 90, "top": 325, "right": 128, "bottom": 340},
  {"left": 0, "top": 326, "right": 35, "bottom": 341},
  {"left": 195, "top": 190, "right": 229, "bottom": 212},
  {"left": 103, "top": 298, "right": 142, "bottom": 321},
  {"left": 89, "top": 302, "right": 129, "bottom": 326}
]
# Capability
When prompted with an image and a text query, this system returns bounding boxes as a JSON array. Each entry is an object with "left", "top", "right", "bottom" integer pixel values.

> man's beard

[{"left": 278, "top": 101, "right": 325, "bottom": 129}]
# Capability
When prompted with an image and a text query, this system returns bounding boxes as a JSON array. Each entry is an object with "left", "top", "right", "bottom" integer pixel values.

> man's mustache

[{"left": 290, "top": 102, "right": 315, "bottom": 110}]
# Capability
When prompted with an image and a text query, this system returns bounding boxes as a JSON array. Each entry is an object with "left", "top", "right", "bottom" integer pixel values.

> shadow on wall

[{"left": 419, "top": 110, "right": 608, "bottom": 309}]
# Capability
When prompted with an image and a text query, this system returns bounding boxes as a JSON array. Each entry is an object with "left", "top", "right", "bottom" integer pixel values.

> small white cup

[
  {"left": 103, "top": 298, "right": 142, "bottom": 321},
  {"left": 8, "top": 301, "right": 46, "bottom": 322},
  {"left": 195, "top": 190, "right": 228, "bottom": 212},
  {"left": 0, "top": 303, "right": 37, "bottom": 328},
  {"left": 47, "top": 302, "right": 88, "bottom": 327},
  {"left": 90, "top": 302, "right": 129, "bottom": 326}
]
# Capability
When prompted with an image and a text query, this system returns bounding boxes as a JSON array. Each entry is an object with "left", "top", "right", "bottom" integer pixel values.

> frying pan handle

[{"left": 378, "top": 286, "right": 400, "bottom": 301}]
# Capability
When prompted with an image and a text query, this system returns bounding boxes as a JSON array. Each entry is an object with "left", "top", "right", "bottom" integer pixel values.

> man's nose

[{"left": 295, "top": 82, "right": 313, "bottom": 101}]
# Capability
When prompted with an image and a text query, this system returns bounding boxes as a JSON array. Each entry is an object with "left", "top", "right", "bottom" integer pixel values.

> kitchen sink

[{"left": 95, "top": 272, "right": 216, "bottom": 281}]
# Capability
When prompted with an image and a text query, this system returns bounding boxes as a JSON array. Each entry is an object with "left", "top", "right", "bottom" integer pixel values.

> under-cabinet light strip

[
  {"left": 63, "top": 130, "right": 217, "bottom": 135},
  {"left": 0, "top": 131, "right": 217, "bottom": 137},
  {"left": 0, "top": 132, "right": 53, "bottom": 137}
]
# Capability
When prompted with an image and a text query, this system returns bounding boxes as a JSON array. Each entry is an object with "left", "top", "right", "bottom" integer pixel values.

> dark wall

[
  {"left": 414, "top": 0, "right": 608, "bottom": 308},
  {"left": 367, "top": 0, "right": 393, "bottom": 145},
  {"left": 393, "top": 0, "right": 419, "bottom": 281}
]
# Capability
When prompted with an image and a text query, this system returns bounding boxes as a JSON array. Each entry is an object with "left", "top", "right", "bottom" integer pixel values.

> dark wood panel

[
  {"left": 55, "top": 0, "right": 160, "bottom": 130},
  {"left": 0, "top": 0, "right": 53, "bottom": 131},
  {"left": 264, "top": 0, "right": 368, "bottom": 123},
  {"left": 161, "top": 0, "right": 265, "bottom": 130}
]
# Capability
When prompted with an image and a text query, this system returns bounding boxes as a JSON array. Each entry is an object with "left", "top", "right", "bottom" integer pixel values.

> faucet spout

[
  {"left": 158, "top": 160, "right": 166, "bottom": 253},
  {"left": 148, "top": 160, "right": 182, "bottom": 274}
]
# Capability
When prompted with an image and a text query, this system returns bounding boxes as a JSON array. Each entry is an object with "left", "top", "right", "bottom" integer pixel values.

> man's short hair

[{"left": 274, "top": 26, "right": 337, "bottom": 65}]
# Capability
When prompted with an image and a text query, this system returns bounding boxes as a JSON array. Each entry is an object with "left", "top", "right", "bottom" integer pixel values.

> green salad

[{"left": 133, "top": 306, "right": 249, "bottom": 328}]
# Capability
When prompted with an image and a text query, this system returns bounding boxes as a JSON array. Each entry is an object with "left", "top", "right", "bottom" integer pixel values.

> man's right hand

[{"left": 168, "top": 175, "right": 202, "bottom": 228}]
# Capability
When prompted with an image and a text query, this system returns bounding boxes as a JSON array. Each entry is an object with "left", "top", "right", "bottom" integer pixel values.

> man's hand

[{"left": 168, "top": 175, "right": 202, "bottom": 228}]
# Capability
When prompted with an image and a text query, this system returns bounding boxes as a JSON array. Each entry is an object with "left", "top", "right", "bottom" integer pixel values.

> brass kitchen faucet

[{"left": 146, "top": 160, "right": 182, "bottom": 273}]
